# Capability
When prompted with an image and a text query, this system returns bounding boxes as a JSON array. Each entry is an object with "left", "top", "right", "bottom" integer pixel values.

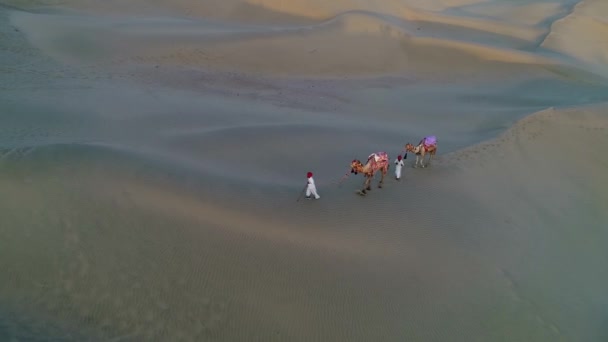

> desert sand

[{"left": 1, "top": 0, "right": 607, "bottom": 341}]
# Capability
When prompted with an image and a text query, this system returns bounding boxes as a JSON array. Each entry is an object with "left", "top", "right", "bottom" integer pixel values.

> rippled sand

[{"left": 1, "top": 0, "right": 607, "bottom": 341}]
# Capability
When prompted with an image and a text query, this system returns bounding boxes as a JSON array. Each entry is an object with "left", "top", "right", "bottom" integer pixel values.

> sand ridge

[
  {"left": 9, "top": 0, "right": 601, "bottom": 78},
  {"left": 541, "top": 0, "right": 608, "bottom": 71}
]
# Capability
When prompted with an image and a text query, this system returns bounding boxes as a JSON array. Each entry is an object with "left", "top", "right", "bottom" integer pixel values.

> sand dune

[
  {"left": 446, "top": 1, "right": 569, "bottom": 26},
  {"left": 2, "top": 0, "right": 561, "bottom": 41},
  {"left": 440, "top": 105, "right": 608, "bottom": 342},
  {"left": 1, "top": 0, "right": 608, "bottom": 341},
  {"left": 9, "top": 0, "right": 602, "bottom": 78},
  {"left": 541, "top": 0, "right": 608, "bottom": 71},
  {"left": 2, "top": 102, "right": 606, "bottom": 341},
  {"left": 10, "top": 9, "right": 578, "bottom": 78}
]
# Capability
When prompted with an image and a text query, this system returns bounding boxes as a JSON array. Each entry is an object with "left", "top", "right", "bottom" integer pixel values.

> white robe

[
  {"left": 306, "top": 177, "right": 320, "bottom": 199},
  {"left": 394, "top": 159, "right": 404, "bottom": 179}
]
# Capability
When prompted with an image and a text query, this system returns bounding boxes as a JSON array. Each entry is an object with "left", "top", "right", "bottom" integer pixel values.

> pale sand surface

[{"left": 1, "top": 0, "right": 608, "bottom": 341}]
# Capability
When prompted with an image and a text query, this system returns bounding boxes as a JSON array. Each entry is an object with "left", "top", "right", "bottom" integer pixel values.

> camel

[
  {"left": 349, "top": 152, "right": 390, "bottom": 196},
  {"left": 404, "top": 136, "right": 437, "bottom": 168}
]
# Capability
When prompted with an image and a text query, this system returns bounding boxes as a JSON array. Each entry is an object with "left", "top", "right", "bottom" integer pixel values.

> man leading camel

[{"left": 394, "top": 155, "right": 404, "bottom": 180}]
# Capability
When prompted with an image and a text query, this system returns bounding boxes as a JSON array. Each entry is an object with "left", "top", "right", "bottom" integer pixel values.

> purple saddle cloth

[{"left": 422, "top": 136, "right": 436, "bottom": 146}]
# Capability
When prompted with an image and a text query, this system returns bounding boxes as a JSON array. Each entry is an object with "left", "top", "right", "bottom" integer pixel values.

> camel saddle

[
  {"left": 367, "top": 152, "right": 388, "bottom": 169},
  {"left": 419, "top": 136, "right": 437, "bottom": 150}
]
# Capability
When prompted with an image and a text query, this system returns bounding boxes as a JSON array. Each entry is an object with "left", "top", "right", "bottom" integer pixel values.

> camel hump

[
  {"left": 376, "top": 152, "right": 388, "bottom": 161},
  {"left": 423, "top": 136, "right": 437, "bottom": 146},
  {"left": 368, "top": 152, "right": 388, "bottom": 162}
]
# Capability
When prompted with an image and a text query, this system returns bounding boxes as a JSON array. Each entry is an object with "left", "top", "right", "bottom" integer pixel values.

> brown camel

[
  {"left": 404, "top": 136, "right": 437, "bottom": 168},
  {"left": 349, "top": 152, "right": 390, "bottom": 196}
]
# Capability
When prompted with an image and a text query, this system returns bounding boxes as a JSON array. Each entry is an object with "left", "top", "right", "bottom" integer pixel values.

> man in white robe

[
  {"left": 306, "top": 172, "right": 321, "bottom": 199},
  {"left": 394, "top": 155, "right": 404, "bottom": 180}
]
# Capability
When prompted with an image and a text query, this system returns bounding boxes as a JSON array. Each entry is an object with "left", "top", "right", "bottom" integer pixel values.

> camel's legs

[
  {"left": 425, "top": 151, "right": 436, "bottom": 167},
  {"left": 364, "top": 177, "right": 372, "bottom": 192},
  {"left": 378, "top": 170, "right": 385, "bottom": 188}
]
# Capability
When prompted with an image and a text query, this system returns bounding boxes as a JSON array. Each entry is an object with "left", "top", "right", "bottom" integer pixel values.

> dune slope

[{"left": 1, "top": 0, "right": 608, "bottom": 341}]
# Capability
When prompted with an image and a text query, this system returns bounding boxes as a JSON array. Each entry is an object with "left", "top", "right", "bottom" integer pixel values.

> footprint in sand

[
  {"left": 118, "top": 320, "right": 130, "bottom": 330},
  {"left": 131, "top": 281, "right": 142, "bottom": 291},
  {"left": 100, "top": 317, "right": 112, "bottom": 329},
  {"left": 63, "top": 278, "right": 74, "bottom": 292},
  {"left": 156, "top": 299, "right": 169, "bottom": 311},
  {"left": 77, "top": 252, "right": 90, "bottom": 277},
  {"left": 112, "top": 297, "right": 124, "bottom": 310},
  {"left": 126, "top": 307, "right": 138, "bottom": 321},
  {"left": 78, "top": 307, "right": 92, "bottom": 320},
  {"left": 192, "top": 320, "right": 205, "bottom": 335},
  {"left": 144, "top": 310, "right": 155, "bottom": 323}
]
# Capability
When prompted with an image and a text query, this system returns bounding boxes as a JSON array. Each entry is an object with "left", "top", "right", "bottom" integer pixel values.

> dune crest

[
  {"left": 9, "top": 0, "right": 603, "bottom": 79},
  {"left": 11, "top": 9, "right": 574, "bottom": 78},
  {"left": 449, "top": 2, "right": 568, "bottom": 26},
  {"left": 541, "top": 0, "right": 608, "bottom": 69}
]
